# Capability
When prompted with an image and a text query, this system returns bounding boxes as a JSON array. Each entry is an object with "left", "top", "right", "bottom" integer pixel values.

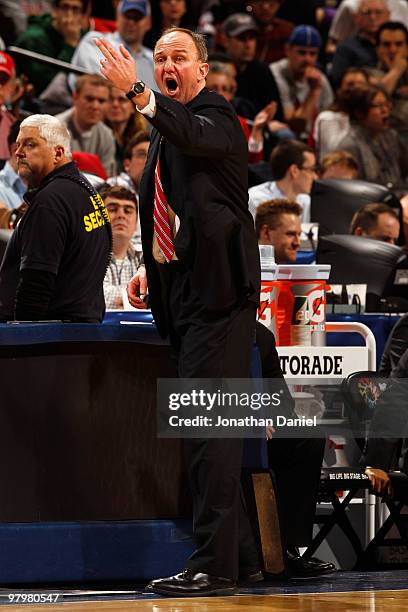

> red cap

[
  {"left": 72, "top": 152, "right": 108, "bottom": 180},
  {"left": 0, "top": 52, "right": 15, "bottom": 79}
]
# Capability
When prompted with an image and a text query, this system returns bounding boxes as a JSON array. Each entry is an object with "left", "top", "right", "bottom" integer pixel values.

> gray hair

[
  {"left": 20, "top": 114, "right": 72, "bottom": 158},
  {"left": 357, "top": 0, "right": 389, "bottom": 10},
  {"left": 208, "top": 61, "right": 232, "bottom": 77}
]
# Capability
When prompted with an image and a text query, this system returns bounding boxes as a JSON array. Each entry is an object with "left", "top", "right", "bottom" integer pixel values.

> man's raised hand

[{"left": 95, "top": 38, "right": 137, "bottom": 93}]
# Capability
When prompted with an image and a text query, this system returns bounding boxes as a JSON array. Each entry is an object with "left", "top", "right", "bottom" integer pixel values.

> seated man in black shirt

[{"left": 0, "top": 114, "right": 112, "bottom": 323}]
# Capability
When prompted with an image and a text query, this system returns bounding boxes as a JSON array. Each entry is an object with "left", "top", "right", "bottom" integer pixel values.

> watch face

[
  {"left": 126, "top": 81, "right": 145, "bottom": 100},
  {"left": 133, "top": 81, "right": 145, "bottom": 95}
]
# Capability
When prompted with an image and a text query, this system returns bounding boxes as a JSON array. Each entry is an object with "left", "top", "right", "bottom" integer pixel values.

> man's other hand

[
  {"left": 127, "top": 265, "right": 148, "bottom": 309},
  {"left": 365, "top": 467, "right": 393, "bottom": 497}
]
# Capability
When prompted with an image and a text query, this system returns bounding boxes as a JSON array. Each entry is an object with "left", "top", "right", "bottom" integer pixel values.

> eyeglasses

[
  {"left": 106, "top": 203, "right": 137, "bottom": 215},
  {"left": 360, "top": 9, "right": 386, "bottom": 17},
  {"left": 300, "top": 164, "right": 319, "bottom": 174},
  {"left": 370, "top": 101, "right": 392, "bottom": 110},
  {"left": 57, "top": 3, "right": 84, "bottom": 15}
]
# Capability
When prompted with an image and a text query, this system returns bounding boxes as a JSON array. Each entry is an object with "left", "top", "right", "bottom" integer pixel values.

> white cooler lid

[{"left": 275, "top": 264, "right": 331, "bottom": 280}]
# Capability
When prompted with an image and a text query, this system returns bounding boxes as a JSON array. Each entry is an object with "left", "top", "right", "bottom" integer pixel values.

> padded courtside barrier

[{"left": 0, "top": 521, "right": 195, "bottom": 583}]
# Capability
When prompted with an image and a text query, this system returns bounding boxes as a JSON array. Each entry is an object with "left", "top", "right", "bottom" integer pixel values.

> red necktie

[{"left": 154, "top": 156, "right": 175, "bottom": 263}]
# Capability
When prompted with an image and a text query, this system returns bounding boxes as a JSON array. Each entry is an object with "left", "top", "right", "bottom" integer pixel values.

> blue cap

[
  {"left": 287, "top": 25, "right": 322, "bottom": 49},
  {"left": 120, "top": 0, "right": 148, "bottom": 17}
]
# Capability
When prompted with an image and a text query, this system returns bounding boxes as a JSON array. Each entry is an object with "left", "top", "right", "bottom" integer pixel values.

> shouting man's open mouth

[{"left": 165, "top": 77, "right": 179, "bottom": 96}]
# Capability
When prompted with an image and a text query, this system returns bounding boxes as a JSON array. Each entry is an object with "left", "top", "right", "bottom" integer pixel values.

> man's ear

[
  {"left": 199, "top": 62, "right": 209, "bottom": 82},
  {"left": 259, "top": 224, "right": 271, "bottom": 242},
  {"left": 354, "top": 227, "right": 364, "bottom": 236},
  {"left": 289, "top": 163, "right": 299, "bottom": 180},
  {"left": 54, "top": 145, "right": 65, "bottom": 163},
  {"left": 123, "top": 158, "right": 130, "bottom": 173}
]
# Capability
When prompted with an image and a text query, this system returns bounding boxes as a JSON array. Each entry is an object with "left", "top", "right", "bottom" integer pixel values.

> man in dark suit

[{"left": 96, "top": 27, "right": 261, "bottom": 597}]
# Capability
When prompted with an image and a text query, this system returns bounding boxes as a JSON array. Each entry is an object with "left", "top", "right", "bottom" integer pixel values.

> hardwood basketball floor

[
  {"left": 1, "top": 590, "right": 408, "bottom": 611},
  {"left": 0, "top": 591, "right": 408, "bottom": 612},
  {"left": 1, "top": 571, "right": 407, "bottom": 611}
]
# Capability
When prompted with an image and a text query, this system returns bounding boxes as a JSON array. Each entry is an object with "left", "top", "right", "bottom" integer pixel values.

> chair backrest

[
  {"left": 341, "top": 370, "right": 390, "bottom": 449},
  {"left": 311, "top": 178, "right": 404, "bottom": 244}
]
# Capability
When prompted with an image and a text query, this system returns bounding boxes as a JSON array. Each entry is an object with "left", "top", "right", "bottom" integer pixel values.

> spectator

[
  {"left": 15, "top": 0, "right": 91, "bottom": 95},
  {"left": 255, "top": 198, "right": 302, "bottom": 263},
  {"left": 0, "top": 51, "right": 18, "bottom": 168},
  {"left": 100, "top": 184, "right": 143, "bottom": 310},
  {"left": 70, "top": 0, "right": 155, "bottom": 91},
  {"left": 330, "top": 0, "right": 390, "bottom": 87},
  {"left": 350, "top": 201, "right": 400, "bottom": 244},
  {"left": 320, "top": 150, "right": 359, "bottom": 179},
  {"left": 314, "top": 67, "right": 370, "bottom": 160},
  {"left": 220, "top": 13, "right": 284, "bottom": 118},
  {"left": 105, "top": 86, "right": 148, "bottom": 170},
  {"left": 370, "top": 21, "right": 408, "bottom": 143},
  {"left": 248, "top": 139, "right": 318, "bottom": 222},
  {"left": 206, "top": 61, "right": 280, "bottom": 163},
  {"left": 57, "top": 74, "right": 116, "bottom": 176},
  {"left": 144, "top": 0, "right": 194, "bottom": 50},
  {"left": 246, "top": 0, "right": 294, "bottom": 64},
  {"left": 0, "top": 0, "right": 28, "bottom": 46},
  {"left": 362, "top": 346, "right": 408, "bottom": 497},
  {"left": 107, "top": 130, "right": 150, "bottom": 247},
  {"left": 337, "top": 83, "right": 408, "bottom": 188},
  {"left": 270, "top": 25, "right": 333, "bottom": 139},
  {"left": 0, "top": 114, "right": 111, "bottom": 323},
  {"left": 0, "top": 120, "right": 27, "bottom": 210},
  {"left": 328, "top": 0, "right": 408, "bottom": 51},
  {"left": 107, "top": 130, "right": 150, "bottom": 193},
  {"left": 207, "top": 51, "right": 256, "bottom": 118}
]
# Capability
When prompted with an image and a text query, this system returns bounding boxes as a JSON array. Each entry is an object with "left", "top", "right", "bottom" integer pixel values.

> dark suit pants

[{"left": 166, "top": 265, "right": 260, "bottom": 580}]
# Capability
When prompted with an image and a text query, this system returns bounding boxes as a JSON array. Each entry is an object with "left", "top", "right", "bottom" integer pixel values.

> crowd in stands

[{"left": 0, "top": 0, "right": 408, "bottom": 306}]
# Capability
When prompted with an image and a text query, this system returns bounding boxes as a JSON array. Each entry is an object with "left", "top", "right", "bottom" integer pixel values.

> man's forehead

[
  {"left": 105, "top": 197, "right": 136, "bottom": 208},
  {"left": 133, "top": 141, "right": 149, "bottom": 151},
  {"left": 55, "top": 0, "right": 83, "bottom": 10},
  {"left": 380, "top": 30, "right": 406, "bottom": 41},
  {"left": 303, "top": 151, "right": 316, "bottom": 162},
  {"left": 80, "top": 83, "right": 109, "bottom": 95},
  {"left": 359, "top": 0, "right": 386, "bottom": 11},
  {"left": 378, "top": 213, "right": 399, "bottom": 226},
  {"left": 279, "top": 213, "right": 301, "bottom": 229},
  {"left": 155, "top": 31, "right": 196, "bottom": 55},
  {"left": 17, "top": 126, "right": 43, "bottom": 141}
]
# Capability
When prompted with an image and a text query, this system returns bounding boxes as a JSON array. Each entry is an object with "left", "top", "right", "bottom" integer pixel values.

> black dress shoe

[
  {"left": 287, "top": 549, "right": 335, "bottom": 578},
  {"left": 238, "top": 570, "right": 264, "bottom": 584},
  {"left": 146, "top": 569, "right": 238, "bottom": 597}
]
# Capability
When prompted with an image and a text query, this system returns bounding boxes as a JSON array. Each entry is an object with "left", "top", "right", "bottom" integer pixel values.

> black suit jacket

[{"left": 139, "top": 87, "right": 260, "bottom": 337}]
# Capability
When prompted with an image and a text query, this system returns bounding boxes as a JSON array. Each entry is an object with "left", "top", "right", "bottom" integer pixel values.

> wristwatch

[{"left": 126, "top": 80, "right": 146, "bottom": 100}]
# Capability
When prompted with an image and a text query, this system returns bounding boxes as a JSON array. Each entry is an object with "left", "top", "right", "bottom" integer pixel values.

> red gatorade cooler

[{"left": 258, "top": 264, "right": 331, "bottom": 346}]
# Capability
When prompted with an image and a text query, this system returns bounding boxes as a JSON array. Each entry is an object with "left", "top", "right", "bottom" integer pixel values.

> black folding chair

[
  {"left": 341, "top": 371, "right": 408, "bottom": 569},
  {"left": 303, "top": 466, "right": 371, "bottom": 562}
]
